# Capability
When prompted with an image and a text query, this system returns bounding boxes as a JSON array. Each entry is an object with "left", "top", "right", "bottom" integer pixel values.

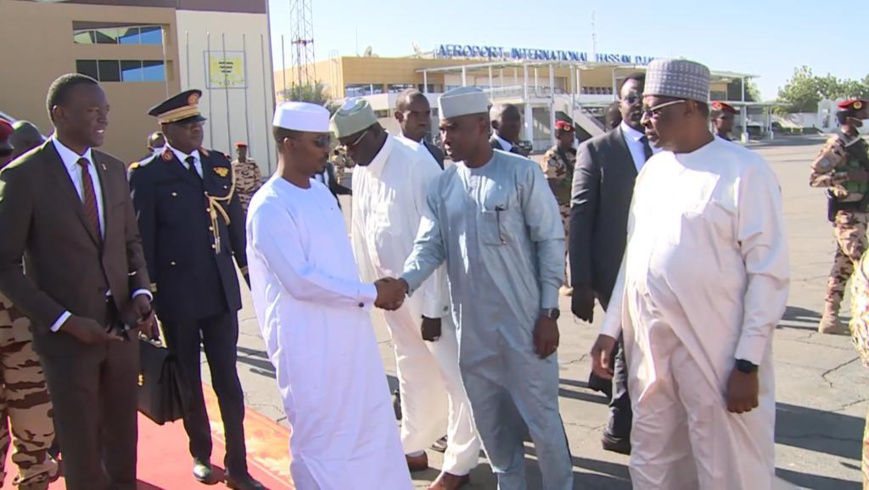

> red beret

[
  {"left": 0, "top": 119, "right": 12, "bottom": 140},
  {"left": 711, "top": 101, "right": 737, "bottom": 115},
  {"left": 838, "top": 99, "right": 868, "bottom": 111},
  {"left": 555, "top": 121, "right": 574, "bottom": 132},
  {"left": 235, "top": 142, "right": 248, "bottom": 148}
]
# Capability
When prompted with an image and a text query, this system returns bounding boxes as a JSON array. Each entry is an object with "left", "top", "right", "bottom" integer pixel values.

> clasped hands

[{"left": 374, "top": 277, "right": 408, "bottom": 311}]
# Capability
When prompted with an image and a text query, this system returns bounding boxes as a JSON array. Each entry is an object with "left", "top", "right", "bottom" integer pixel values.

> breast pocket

[{"left": 479, "top": 203, "right": 508, "bottom": 245}]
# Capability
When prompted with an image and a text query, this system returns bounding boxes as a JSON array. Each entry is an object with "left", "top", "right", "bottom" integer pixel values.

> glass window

[
  {"left": 73, "top": 30, "right": 94, "bottom": 44},
  {"left": 139, "top": 27, "right": 162, "bottom": 45},
  {"left": 94, "top": 28, "right": 119, "bottom": 44},
  {"left": 120, "top": 60, "right": 143, "bottom": 82},
  {"left": 118, "top": 27, "right": 140, "bottom": 45},
  {"left": 141, "top": 61, "right": 165, "bottom": 82},
  {"left": 72, "top": 25, "right": 164, "bottom": 45},
  {"left": 98, "top": 60, "right": 121, "bottom": 82},
  {"left": 76, "top": 60, "right": 98, "bottom": 79}
]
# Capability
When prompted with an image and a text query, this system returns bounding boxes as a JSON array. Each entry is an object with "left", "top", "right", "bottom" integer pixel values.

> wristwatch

[
  {"left": 540, "top": 308, "right": 560, "bottom": 320},
  {"left": 735, "top": 359, "right": 758, "bottom": 373}
]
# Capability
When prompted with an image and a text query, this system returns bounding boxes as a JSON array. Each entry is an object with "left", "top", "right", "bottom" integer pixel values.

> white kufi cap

[
  {"left": 272, "top": 102, "right": 330, "bottom": 132},
  {"left": 438, "top": 87, "right": 491, "bottom": 119}
]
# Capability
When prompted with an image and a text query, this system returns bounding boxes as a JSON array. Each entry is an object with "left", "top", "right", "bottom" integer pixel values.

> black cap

[{"left": 148, "top": 89, "right": 207, "bottom": 125}]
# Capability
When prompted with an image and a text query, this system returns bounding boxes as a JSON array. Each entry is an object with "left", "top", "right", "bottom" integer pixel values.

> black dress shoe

[
  {"left": 225, "top": 473, "right": 265, "bottom": 490},
  {"left": 601, "top": 432, "right": 631, "bottom": 455},
  {"left": 193, "top": 459, "right": 214, "bottom": 483}
]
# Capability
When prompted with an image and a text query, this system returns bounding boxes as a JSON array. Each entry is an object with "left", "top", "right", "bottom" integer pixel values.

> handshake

[{"left": 374, "top": 277, "right": 409, "bottom": 311}]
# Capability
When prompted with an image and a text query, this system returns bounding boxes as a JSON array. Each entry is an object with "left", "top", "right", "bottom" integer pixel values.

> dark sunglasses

[
  {"left": 623, "top": 92, "right": 643, "bottom": 104},
  {"left": 312, "top": 134, "right": 331, "bottom": 148}
]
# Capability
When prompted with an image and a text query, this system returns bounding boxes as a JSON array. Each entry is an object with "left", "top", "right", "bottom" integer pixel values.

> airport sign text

[{"left": 435, "top": 44, "right": 656, "bottom": 65}]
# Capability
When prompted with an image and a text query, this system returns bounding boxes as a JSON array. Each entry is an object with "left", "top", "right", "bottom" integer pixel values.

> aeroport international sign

[{"left": 435, "top": 44, "right": 656, "bottom": 65}]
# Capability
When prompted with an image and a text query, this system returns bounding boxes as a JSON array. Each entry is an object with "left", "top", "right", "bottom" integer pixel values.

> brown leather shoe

[
  {"left": 428, "top": 471, "right": 471, "bottom": 490},
  {"left": 407, "top": 452, "right": 429, "bottom": 472}
]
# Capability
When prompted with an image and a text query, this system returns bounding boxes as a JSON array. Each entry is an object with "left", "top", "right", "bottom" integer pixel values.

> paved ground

[{"left": 207, "top": 135, "right": 867, "bottom": 489}]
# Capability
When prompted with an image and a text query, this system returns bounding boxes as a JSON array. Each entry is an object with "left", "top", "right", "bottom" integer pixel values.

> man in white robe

[
  {"left": 398, "top": 87, "right": 574, "bottom": 490},
  {"left": 590, "top": 59, "right": 790, "bottom": 490},
  {"left": 245, "top": 101, "right": 413, "bottom": 490},
  {"left": 332, "top": 99, "right": 480, "bottom": 489}
]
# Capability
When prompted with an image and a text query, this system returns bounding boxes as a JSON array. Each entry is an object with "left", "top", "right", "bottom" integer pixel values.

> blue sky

[{"left": 267, "top": 0, "right": 860, "bottom": 101}]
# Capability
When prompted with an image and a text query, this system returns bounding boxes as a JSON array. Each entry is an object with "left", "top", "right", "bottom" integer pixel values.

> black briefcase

[{"left": 137, "top": 338, "right": 188, "bottom": 425}]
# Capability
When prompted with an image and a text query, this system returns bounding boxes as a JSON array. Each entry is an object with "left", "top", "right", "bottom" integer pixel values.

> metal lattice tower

[{"left": 289, "top": 0, "right": 315, "bottom": 98}]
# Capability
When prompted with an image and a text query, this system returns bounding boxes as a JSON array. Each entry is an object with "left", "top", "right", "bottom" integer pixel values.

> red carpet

[{"left": 4, "top": 385, "right": 294, "bottom": 489}]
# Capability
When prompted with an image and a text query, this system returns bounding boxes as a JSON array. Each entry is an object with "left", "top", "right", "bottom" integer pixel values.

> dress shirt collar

[
  {"left": 494, "top": 133, "right": 513, "bottom": 152},
  {"left": 51, "top": 135, "right": 94, "bottom": 170},
  {"left": 167, "top": 145, "right": 200, "bottom": 165},
  {"left": 620, "top": 121, "right": 646, "bottom": 144}
]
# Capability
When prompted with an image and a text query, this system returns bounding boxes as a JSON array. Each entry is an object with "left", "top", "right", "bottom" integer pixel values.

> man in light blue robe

[{"left": 397, "top": 87, "right": 573, "bottom": 489}]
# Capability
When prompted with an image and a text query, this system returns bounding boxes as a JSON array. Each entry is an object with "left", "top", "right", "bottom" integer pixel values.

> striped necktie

[{"left": 77, "top": 157, "right": 101, "bottom": 237}]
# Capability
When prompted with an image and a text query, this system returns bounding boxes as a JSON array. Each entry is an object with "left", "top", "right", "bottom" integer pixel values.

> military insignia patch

[
  {"left": 162, "top": 150, "right": 173, "bottom": 162},
  {"left": 214, "top": 167, "right": 229, "bottom": 177},
  {"left": 856, "top": 101, "right": 864, "bottom": 110},
  {"left": 188, "top": 93, "right": 200, "bottom": 105}
]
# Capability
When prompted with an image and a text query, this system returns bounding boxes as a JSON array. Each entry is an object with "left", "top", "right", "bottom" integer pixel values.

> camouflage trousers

[
  {"left": 0, "top": 294, "right": 57, "bottom": 489},
  {"left": 560, "top": 202, "right": 570, "bottom": 285},
  {"left": 826, "top": 210, "right": 869, "bottom": 311}
]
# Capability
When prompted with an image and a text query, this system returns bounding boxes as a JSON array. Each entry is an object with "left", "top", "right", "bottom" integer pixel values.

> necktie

[
  {"left": 640, "top": 135, "right": 654, "bottom": 162},
  {"left": 77, "top": 157, "right": 101, "bottom": 238},
  {"left": 185, "top": 156, "right": 202, "bottom": 184}
]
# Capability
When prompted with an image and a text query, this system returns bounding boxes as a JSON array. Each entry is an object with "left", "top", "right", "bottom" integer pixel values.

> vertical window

[
  {"left": 97, "top": 60, "right": 121, "bottom": 82},
  {"left": 120, "top": 60, "right": 143, "bottom": 82},
  {"left": 76, "top": 60, "right": 98, "bottom": 80}
]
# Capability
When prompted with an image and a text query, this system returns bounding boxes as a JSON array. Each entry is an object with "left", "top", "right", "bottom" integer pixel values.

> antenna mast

[
  {"left": 591, "top": 10, "right": 597, "bottom": 62},
  {"left": 289, "top": 0, "right": 315, "bottom": 100}
]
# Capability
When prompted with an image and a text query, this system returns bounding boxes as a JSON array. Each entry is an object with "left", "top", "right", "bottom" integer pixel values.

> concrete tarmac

[{"left": 209, "top": 135, "right": 865, "bottom": 489}]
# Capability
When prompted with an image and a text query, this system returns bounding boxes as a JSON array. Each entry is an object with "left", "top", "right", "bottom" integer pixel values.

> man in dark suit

[
  {"left": 489, "top": 103, "right": 525, "bottom": 155},
  {"left": 570, "top": 72, "right": 657, "bottom": 456},
  {"left": 394, "top": 88, "right": 445, "bottom": 168},
  {"left": 0, "top": 73, "right": 156, "bottom": 490},
  {"left": 128, "top": 90, "right": 263, "bottom": 490}
]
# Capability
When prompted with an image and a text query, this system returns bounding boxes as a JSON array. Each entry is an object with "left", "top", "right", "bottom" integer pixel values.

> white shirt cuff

[
  {"left": 50, "top": 311, "right": 72, "bottom": 333},
  {"left": 132, "top": 289, "right": 153, "bottom": 301}
]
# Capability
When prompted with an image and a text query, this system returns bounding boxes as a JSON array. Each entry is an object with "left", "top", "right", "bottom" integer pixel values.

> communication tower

[{"left": 289, "top": 0, "right": 315, "bottom": 97}]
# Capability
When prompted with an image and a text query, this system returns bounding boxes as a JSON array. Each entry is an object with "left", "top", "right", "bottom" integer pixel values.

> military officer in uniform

[
  {"left": 541, "top": 120, "right": 577, "bottom": 296},
  {"left": 850, "top": 250, "right": 869, "bottom": 487},
  {"left": 710, "top": 101, "right": 738, "bottom": 141},
  {"left": 230, "top": 142, "right": 262, "bottom": 215},
  {"left": 810, "top": 98, "right": 869, "bottom": 335},
  {"left": 128, "top": 90, "right": 263, "bottom": 490}
]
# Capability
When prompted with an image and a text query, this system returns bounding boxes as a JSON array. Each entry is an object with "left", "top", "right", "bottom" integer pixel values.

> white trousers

[
  {"left": 627, "top": 320, "right": 776, "bottom": 490},
  {"left": 383, "top": 308, "right": 481, "bottom": 476}
]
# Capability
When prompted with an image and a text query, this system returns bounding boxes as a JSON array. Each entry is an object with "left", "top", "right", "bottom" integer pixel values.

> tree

[
  {"left": 777, "top": 66, "right": 822, "bottom": 113},
  {"left": 726, "top": 79, "right": 761, "bottom": 102},
  {"left": 777, "top": 66, "right": 869, "bottom": 113},
  {"left": 280, "top": 81, "right": 329, "bottom": 105}
]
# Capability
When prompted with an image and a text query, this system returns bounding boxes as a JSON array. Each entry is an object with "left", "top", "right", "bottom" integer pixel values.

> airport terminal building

[
  {"left": 1, "top": 0, "right": 275, "bottom": 167},
  {"left": 276, "top": 45, "right": 758, "bottom": 151}
]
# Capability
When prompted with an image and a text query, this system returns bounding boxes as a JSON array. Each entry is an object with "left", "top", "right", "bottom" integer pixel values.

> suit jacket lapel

[
  {"left": 614, "top": 128, "right": 638, "bottom": 178},
  {"left": 91, "top": 152, "right": 111, "bottom": 245},
  {"left": 164, "top": 151, "right": 201, "bottom": 189},
  {"left": 42, "top": 142, "right": 102, "bottom": 247}
]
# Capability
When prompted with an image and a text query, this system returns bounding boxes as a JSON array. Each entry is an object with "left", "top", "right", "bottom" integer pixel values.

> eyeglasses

[
  {"left": 642, "top": 100, "right": 685, "bottom": 119},
  {"left": 623, "top": 92, "right": 643, "bottom": 104},
  {"left": 312, "top": 135, "right": 331, "bottom": 148},
  {"left": 340, "top": 129, "right": 370, "bottom": 150}
]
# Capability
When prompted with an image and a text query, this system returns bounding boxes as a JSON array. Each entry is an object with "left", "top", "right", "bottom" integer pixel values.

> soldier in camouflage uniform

[
  {"left": 331, "top": 149, "right": 348, "bottom": 185},
  {"left": 810, "top": 98, "right": 869, "bottom": 335},
  {"left": 542, "top": 120, "right": 577, "bottom": 296},
  {"left": 0, "top": 127, "right": 58, "bottom": 490},
  {"left": 849, "top": 251, "right": 869, "bottom": 488},
  {"left": 230, "top": 142, "right": 263, "bottom": 215}
]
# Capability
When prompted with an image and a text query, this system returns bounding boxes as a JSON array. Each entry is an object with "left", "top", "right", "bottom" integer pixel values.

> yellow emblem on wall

[{"left": 213, "top": 167, "right": 229, "bottom": 177}]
